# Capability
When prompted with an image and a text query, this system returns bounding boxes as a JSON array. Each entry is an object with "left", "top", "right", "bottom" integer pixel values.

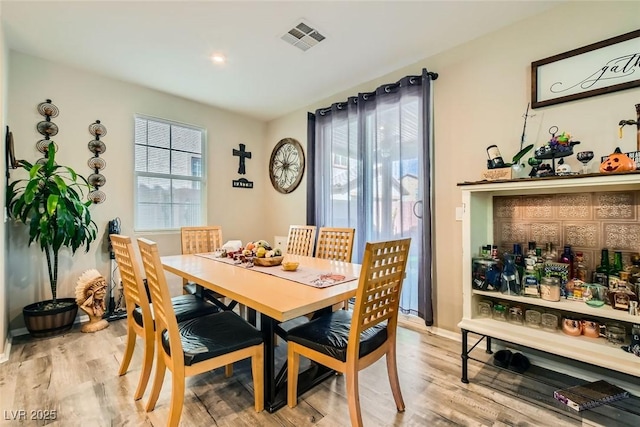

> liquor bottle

[
  {"left": 522, "top": 258, "right": 540, "bottom": 298},
  {"left": 486, "top": 144, "right": 505, "bottom": 169},
  {"left": 500, "top": 252, "right": 521, "bottom": 295},
  {"left": 513, "top": 243, "right": 525, "bottom": 279},
  {"left": 543, "top": 242, "right": 557, "bottom": 262},
  {"left": 628, "top": 253, "right": 640, "bottom": 295},
  {"left": 534, "top": 248, "right": 545, "bottom": 281},
  {"left": 491, "top": 245, "right": 498, "bottom": 260},
  {"left": 574, "top": 251, "right": 588, "bottom": 282},
  {"left": 559, "top": 245, "right": 574, "bottom": 280},
  {"left": 593, "top": 248, "right": 610, "bottom": 287},
  {"left": 527, "top": 241, "right": 537, "bottom": 259},
  {"left": 609, "top": 251, "right": 624, "bottom": 289},
  {"left": 608, "top": 284, "right": 639, "bottom": 311}
]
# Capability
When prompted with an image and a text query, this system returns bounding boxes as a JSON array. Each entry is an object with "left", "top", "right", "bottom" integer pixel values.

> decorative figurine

[
  {"left": 534, "top": 126, "right": 580, "bottom": 175},
  {"left": 75, "top": 269, "right": 109, "bottom": 333},
  {"left": 576, "top": 151, "right": 595, "bottom": 174},
  {"left": 599, "top": 147, "right": 636, "bottom": 173}
]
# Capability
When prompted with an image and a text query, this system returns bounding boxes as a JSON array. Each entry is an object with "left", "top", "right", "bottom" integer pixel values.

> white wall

[
  {"left": 267, "top": 1, "right": 640, "bottom": 333},
  {"left": 6, "top": 52, "right": 267, "bottom": 330}
]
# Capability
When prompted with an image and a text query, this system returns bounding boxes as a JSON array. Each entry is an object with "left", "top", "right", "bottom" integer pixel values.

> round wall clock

[{"left": 269, "top": 137, "right": 305, "bottom": 194}]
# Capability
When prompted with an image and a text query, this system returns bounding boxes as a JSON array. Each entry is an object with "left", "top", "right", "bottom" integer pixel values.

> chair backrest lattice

[
  {"left": 286, "top": 225, "right": 317, "bottom": 257},
  {"left": 181, "top": 226, "right": 223, "bottom": 255},
  {"left": 315, "top": 227, "right": 355, "bottom": 262},
  {"left": 138, "top": 238, "right": 184, "bottom": 361},
  {"left": 349, "top": 238, "right": 411, "bottom": 344},
  {"left": 110, "top": 234, "right": 151, "bottom": 319}
]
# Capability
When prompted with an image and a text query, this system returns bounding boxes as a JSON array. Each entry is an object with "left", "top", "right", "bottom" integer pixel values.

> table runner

[{"left": 195, "top": 253, "right": 357, "bottom": 288}]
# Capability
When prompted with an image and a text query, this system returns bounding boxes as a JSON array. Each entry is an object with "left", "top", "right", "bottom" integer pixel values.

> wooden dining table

[{"left": 161, "top": 253, "right": 361, "bottom": 412}]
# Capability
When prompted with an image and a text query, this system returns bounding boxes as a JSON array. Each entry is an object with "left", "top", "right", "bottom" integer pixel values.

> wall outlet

[{"left": 273, "top": 235, "right": 287, "bottom": 252}]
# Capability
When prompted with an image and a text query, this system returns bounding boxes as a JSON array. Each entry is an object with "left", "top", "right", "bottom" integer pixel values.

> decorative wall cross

[
  {"left": 232, "top": 143, "right": 253, "bottom": 189},
  {"left": 233, "top": 143, "right": 252, "bottom": 175}
]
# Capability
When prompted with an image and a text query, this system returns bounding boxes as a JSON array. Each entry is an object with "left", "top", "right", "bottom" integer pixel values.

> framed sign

[{"left": 531, "top": 29, "right": 640, "bottom": 109}]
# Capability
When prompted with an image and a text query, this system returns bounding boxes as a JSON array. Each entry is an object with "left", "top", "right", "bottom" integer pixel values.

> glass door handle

[{"left": 413, "top": 200, "right": 423, "bottom": 219}]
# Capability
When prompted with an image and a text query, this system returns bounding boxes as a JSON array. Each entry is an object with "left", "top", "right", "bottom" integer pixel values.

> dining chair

[
  {"left": 111, "top": 234, "right": 219, "bottom": 401},
  {"left": 286, "top": 237, "right": 411, "bottom": 427},
  {"left": 286, "top": 225, "right": 317, "bottom": 257},
  {"left": 315, "top": 227, "right": 355, "bottom": 310},
  {"left": 137, "top": 238, "right": 264, "bottom": 427},
  {"left": 315, "top": 227, "right": 355, "bottom": 262},
  {"left": 180, "top": 226, "right": 223, "bottom": 295}
]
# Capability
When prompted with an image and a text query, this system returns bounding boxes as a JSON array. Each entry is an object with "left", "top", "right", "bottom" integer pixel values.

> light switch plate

[{"left": 455, "top": 206, "right": 464, "bottom": 221}]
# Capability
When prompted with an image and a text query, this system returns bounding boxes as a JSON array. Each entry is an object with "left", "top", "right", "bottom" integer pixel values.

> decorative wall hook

[
  {"left": 35, "top": 99, "right": 59, "bottom": 161},
  {"left": 87, "top": 119, "right": 107, "bottom": 204}
]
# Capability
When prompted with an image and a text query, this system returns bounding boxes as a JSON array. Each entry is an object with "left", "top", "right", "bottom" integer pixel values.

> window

[{"left": 134, "top": 115, "right": 206, "bottom": 231}]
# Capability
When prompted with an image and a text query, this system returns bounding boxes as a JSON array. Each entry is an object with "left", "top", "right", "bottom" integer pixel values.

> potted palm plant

[{"left": 7, "top": 142, "right": 98, "bottom": 337}]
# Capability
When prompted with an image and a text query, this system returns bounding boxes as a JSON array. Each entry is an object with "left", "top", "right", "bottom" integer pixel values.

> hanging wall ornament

[
  {"left": 35, "top": 99, "right": 59, "bottom": 163},
  {"left": 87, "top": 119, "right": 107, "bottom": 204}
]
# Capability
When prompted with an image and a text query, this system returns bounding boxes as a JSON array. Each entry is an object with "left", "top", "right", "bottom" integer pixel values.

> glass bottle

[
  {"left": 500, "top": 253, "right": 521, "bottom": 295},
  {"left": 609, "top": 251, "right": 624, "bottom": 289},
  {"left": 574, "top": 251, "right": 588, "bottom": 282},
  {"left": 629, "top": 253, "right": 640, "bottom": 295},
  {"left": 491, "top": 245, "right": 498, "bottom": 260},
  {"left": 608, "top": 285, "right": 639, "bottom": 311},
  {"left": 527, "top": 241, "right": 537, "bottom": 259},
  {"left": 513, "top": 243, "right": 525, "bottom": 279},
  {"left": 593, "top": 248, "right": 610, "bottom": 287},
  {"left": 544, "top": 242, "right": 557, "bottom": 262},
  {"left": 534, "top": 248, "right": 545, "bottom": 281},
  {"left": 522, "top": 258, "right": 540, "bottom": 298},
  {"left": 559, "top": 245, "right": 574, "bottom": 280},
  {"left": 486, "top": 144, "right": 505, "bottom": 169}
]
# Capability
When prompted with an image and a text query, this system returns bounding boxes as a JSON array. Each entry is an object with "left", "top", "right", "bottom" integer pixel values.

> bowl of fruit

[{"left": 245, "top": 240, "right": 284, "bottom": 266}]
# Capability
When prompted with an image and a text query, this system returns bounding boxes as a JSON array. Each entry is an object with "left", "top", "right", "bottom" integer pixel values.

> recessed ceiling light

[{"left": 211, "top": 54, "right": 226, "bottom": 64}]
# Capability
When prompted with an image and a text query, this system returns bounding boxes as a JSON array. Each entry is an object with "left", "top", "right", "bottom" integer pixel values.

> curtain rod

[{"left": 317, "top": 68, "right": 438, "bottom": 115}]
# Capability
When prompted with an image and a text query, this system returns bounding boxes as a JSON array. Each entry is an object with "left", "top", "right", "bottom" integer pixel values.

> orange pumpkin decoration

[{"left": 599, "top": 148, "right": 636, "bottom": 173}]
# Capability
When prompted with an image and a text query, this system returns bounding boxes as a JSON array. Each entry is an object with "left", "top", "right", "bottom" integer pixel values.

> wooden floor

[{"left": 1, "top": 319, "right": 639, "bottom": 427}]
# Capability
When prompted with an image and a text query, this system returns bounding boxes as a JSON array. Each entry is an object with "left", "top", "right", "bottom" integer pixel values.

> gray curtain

[{"left": 308, "top": 68, "right": 436, "bottom": 325}]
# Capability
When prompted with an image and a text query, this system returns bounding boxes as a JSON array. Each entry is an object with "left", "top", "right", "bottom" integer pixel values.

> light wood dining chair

[
  {"left": 180, "top": 226, "right": 223, "bottom": 295},
  {"left": 181, "top": 225, "right": 247, "bottom": 317},
  {"left": 286, "top": 225, "right": 317, "bottom": 257},
  {"left": 111, "top": 235, "right": 219, "bottom": 401},
  {"left": 315, "top": 227, "right": 355, "bottom": 262},
  {"left": 315, "top": 227, "right": 356, "bottom": 310},
  {"left": 286, "top": 238, "right": 411, "bottom": 427},
  {"left": 138, "top": 238, "right": 264, "bottom": 427}
]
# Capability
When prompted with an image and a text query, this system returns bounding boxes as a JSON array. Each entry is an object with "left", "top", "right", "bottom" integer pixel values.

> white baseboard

[
  {"left": 0, "top": 335, "right": 12, "bottom": 364},
  {"left": 398, "top": 314, "right": 462, "bottom": 342}
]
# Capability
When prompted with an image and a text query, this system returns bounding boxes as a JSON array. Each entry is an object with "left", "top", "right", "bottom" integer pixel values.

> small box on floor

[{"left": 554, "top": 380, "right": 629, "bottom": 411}]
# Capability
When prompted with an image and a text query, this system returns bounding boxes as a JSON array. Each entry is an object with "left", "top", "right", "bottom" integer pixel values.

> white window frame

[{"left": 133, "top": 114, "right": 207, "bottom": 232}]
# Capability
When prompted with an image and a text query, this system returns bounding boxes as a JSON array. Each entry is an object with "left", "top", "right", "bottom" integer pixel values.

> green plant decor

[
  {"left": 503, "top": 144, "right": 534, "bottom": 167},
  {"left": 7, "top": 143, "right": 98, "bottom": 308}
]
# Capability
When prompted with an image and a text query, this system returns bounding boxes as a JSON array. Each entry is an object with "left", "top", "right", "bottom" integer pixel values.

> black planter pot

[{"left": 23, "top": 298, "right": 78, "bottom": 338}]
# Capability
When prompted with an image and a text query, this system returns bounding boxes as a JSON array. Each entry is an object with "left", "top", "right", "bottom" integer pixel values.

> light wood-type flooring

[{"left": 1, "top": 318, "right": 639, "bottom": 426}]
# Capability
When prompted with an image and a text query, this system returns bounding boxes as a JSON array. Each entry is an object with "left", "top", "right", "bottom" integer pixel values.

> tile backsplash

[{"left": 493, "top": 190, "right": 640, "bottom": 272}]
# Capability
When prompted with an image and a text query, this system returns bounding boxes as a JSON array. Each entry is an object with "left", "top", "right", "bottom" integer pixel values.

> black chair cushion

[
  {"left": 133, "top": 294, "right": 219, "bottom": 328},
  {"left": 286, "top": 310, "right": 387, "bottom": 362},
  {"left": 161, "top": 311, "right": 263, "bottom": 366}
]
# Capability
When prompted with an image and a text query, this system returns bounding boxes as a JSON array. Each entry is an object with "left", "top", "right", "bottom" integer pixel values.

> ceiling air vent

[{"left": 281, "top": 21, "right": 326, "bottom": 52}]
